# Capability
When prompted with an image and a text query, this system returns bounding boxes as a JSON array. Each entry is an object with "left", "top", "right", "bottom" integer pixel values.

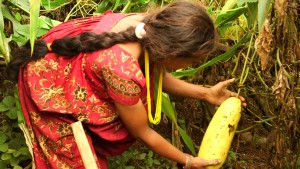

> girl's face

[{"left": 162, "top": 55, "right": 205, "bottom": 71}]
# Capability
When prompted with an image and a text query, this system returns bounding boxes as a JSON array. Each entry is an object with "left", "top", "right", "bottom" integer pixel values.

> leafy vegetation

[
  {"left": 0, "top": 0, "right": 299, "bottom": 168},
  {"left": 0, "top": 82, "right": 31, "bottom": 169}
]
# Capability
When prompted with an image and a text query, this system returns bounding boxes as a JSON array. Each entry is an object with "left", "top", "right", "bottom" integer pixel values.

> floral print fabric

[{"left": 18, "top": 11, "right": 147, "bottom": 169}]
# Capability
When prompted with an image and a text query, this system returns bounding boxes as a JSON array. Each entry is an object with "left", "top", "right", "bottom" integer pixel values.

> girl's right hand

[{"left": 190, "top": 157, "right": 221, "bottom": 169}]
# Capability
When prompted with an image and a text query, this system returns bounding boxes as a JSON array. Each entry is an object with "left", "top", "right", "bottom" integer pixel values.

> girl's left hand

[{"left": 206, "top": 78, "right": 247, "bottom": 107}]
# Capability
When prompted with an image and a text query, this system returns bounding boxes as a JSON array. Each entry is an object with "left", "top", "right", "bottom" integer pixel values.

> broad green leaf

[
  {"left": 15, "top": 17, "right": 58, "bottom": 42},
  {"left": 153, "top": 159, "right": 160, "bottom": 165},
  {"left": 1, "top": 153, "right": 12, "bottom": 160},
  {"left": 30, "top": 0, "right": 41, "bottom": 55},
  {"left": 178, "top": 126, "right": 196, "bottom": 155},
  {"left": 228, "top": 150, "right": 237, "bottom": 160},
  {"left": 0, "top": 161, "right": 6, "bottom": 169},
  {"left": 171, "top": 33, "right": 250, "bottom": 78},
  {"left": 12, "top": 150, "right": 21, "bottom": 157},
  {"left": 0, "top": 102, "right": 9, "bottom": 111},
  {"left": 14, "top": 12, "right": 22, "bottom": 22},
  {"left": 6, "top": 107, "right": 18, "bottom": 120},
  {"left": 218, "top": 22, "right": 234, "bottom": 37},
  {"left": 19, "top": 147, "right": 30, "bottom": 156},
  {"left": 237, "top": 0, "right": 257, "bottom": 6},
  {"left": 207, "top": 5, "right": 214, "bottom": 17},
  {"left": 215, "top": 6, "right": 247, "bottom": 28},
  {"left": 12, "top": 34, "right": 28, "bottom": 45},
  {"left": 41, "top": 0, "right": 67, "bottom": 10},
  {"left": 9, "top": 157, "right": 20, "bottom": 166},
  {"left": 13, "top": 166, "right": 23, "bottom": 169},
  {"left": 3, "top": 96, "right": 15, "bottom": 108},
  {"left": 1, "top": 5, "right": 21, "bottom": 30},
  {"left": 39, "top": 16, "right": 61, "bottom": 28},
  {"left": 0, "top": 131, "right": 7, "bottom": 144},
  {"left": 147, "top": 151, "right": 153, "bottom": 158},
  {"left": 8, "top": 0, "right": 30, "bottom": 13},
  {"left": 147, "top": 157, "right": 153, "bottom": 166},
  {"left": 258, "top": 0, "right": 271, "bottom": 32},
  {"left": 0, "top": 143, "right": 8, "bottom": 152},
  {"left": 137, "top": 153, "right": 146, "bottom": 160}
]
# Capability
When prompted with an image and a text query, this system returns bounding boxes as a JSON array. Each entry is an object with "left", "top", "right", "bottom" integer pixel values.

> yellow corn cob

[{"left": 198, "top": 97, "right": 242, "bottom": 169}]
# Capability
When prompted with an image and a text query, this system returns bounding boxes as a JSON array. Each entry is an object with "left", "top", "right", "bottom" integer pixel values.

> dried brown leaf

[
  {"left": 271, "top": 67, "right": 290, "bottom": 104},
  {"left": 295, "top": 43, "right": 300, "bottom": 61},
  {"left": 255, "top": 19, "right": 273, "bottom": 70},
  {"left": 275, "top": 0, "right": 288, "bottom": 25}
]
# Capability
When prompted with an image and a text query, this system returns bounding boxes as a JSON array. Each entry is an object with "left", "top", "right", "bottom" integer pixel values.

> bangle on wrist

[{"left": 183, "top": 154, "right": 192, "bottom": 169}]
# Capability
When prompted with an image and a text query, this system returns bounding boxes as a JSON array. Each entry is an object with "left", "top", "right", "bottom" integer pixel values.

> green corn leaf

[
  {"left": 160, "top": 93, "right": 177, "bottom": 122},
  {"left": 215, "top": 6, "right": 247, "bottom": 28},
  {"left": 245, "top": 2, "right": 258, "bottom": 28},
  {"left": 219, "top": 0, "right": 237, "bottom": 15},
  {"left": 237, "top": 0, "right": 257, "bottom": 6},
  {"left": 178, "top": 126, "right": 196, "bottom": 155},
  {"left": 8, "top": 0, "right": 30, "bottom": 14},
  {"left": 171, "top": 33, "right": 250, "bottom": 78},
  {"left": 258, "top": 0, "right": 271, "bottom": 32},
  {"left": 0, "top": 3, "right": 4, "bottom": 31},
  {"left": 0, "top": 4, "right": 11, "bottom": 63},
  {"left": 29, "top": 0, "right": 41, "bottom": 55}
]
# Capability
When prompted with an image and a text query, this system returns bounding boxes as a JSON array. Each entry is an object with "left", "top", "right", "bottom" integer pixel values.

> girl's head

[
  {"left": 142, "top": 1, "right": 216, "bottom": 66},
  {"left": 6, "top": 1, "right": 217, "bottom": 81}
]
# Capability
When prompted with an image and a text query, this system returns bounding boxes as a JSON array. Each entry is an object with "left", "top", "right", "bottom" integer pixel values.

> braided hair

[{"left": 6, "top": 1, "right": 216, "bottom": 82}]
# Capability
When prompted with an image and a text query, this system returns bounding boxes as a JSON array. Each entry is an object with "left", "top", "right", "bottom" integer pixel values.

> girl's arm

[
  {"left": 115, "top": 100, "right": 220, "bottom": 168},
  {"left": 162, "top": 72, "right": 246, "bottom": 106}
]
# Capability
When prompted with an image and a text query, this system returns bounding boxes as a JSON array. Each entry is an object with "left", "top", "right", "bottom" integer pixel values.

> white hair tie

[{"left": 135, "top": 23, "right": 146, "bottom": 39}]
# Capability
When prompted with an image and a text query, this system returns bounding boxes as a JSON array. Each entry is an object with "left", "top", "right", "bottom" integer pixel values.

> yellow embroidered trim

[{"left": 145, "top": 50, "right": 163, "bottom": 124}]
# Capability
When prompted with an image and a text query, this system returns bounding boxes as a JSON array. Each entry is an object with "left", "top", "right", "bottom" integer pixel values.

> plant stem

[
  {"left": 65, "top": 0, "right": 82, "bottom": 21},
  {"left": 236, "top": 116, "right": 277, "bottom": 133},
  {"left": 254, "top": 64, "right": 269, "bottom": 90},
  {"left": 121, "top": 0, "right": 131, "bottom": 13},
  {"left": 238, "top": 33, "right": 254, "bottom": 95}
]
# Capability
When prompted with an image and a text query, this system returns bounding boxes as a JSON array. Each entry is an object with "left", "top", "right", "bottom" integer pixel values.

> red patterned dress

[{"left": 18, "top": 11, "right": 149, "bottom": 169}]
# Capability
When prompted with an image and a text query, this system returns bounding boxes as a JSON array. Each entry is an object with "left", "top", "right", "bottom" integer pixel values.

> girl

[{"left": 7, "top": 1, "right": 245, "bottom": 168}]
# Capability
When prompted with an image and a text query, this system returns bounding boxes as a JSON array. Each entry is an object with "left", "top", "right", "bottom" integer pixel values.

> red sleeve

[{"left": 93, "top": 46, "right": 146, "bottom": 105}]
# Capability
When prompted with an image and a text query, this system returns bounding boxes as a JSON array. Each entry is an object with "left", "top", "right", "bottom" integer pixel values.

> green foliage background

[{"left": 0, "top": 0, "right": 299, "bottom": 168}]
